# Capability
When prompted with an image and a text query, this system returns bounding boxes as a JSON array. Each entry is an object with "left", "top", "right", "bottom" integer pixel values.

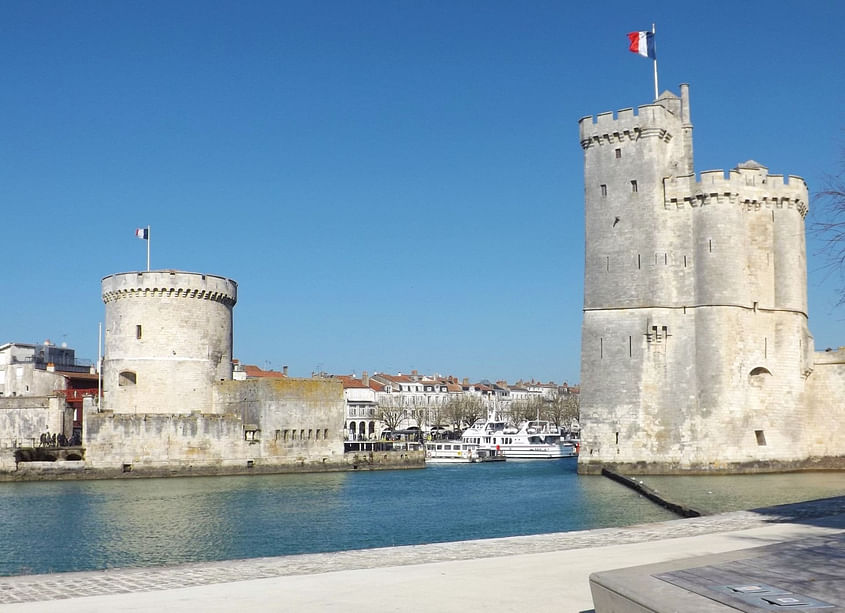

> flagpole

[
  {"left": 146, "top": 225, "right": 151, "bottom": 271},
  {"left": 652, "top": 23, "right": 659, "bottom": 100},
  {"left": 97, "top": 322, "right": 102, "bottom": 411}
]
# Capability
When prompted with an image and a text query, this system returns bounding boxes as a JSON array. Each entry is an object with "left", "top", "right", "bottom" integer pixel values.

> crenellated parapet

[
  {"left": 579, "top": 103, "right": 680, "bottom": 150},
  {"left": 663, "top": 162, "right": 808, "bottom": 217},
  {"left": 101, "top": 271, "right": 238, "bottom": 307}
]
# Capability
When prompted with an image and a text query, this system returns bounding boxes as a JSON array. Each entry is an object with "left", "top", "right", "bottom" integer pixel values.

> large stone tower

[
  {"left": 577, "top": 85, "right": 815, "bottom": 474},
  {"left": 101, "top": 271, "right": 238, "bottom": 414}
]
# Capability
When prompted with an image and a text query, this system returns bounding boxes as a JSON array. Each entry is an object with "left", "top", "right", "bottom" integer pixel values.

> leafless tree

[
  {"left": 377, "top": 396, "right": 405, "bottom": 434},
  {"left": 508, "top": 397, "right": 544, "bottom": 423},
  {"left": 542, "top": 389, "right": 580, "bottom": 433},
  {"left": 444, "top": 395, "right": 484, "bottom": 431},
  {"left": 813, "top": 161, "right": 845, "bottom": 305}
]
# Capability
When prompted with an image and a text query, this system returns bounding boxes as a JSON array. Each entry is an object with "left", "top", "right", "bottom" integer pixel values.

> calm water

[
  {"left": 0, "top": 458, "right": 676, "bottom": 576},
  {"left": 1, "top": 460, "right": 843, "bottom": 577},
  {"left": 641, "top": 471, "right": 845, "bottom": 515}
]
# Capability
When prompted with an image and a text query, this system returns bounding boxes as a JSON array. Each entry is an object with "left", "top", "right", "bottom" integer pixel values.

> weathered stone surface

[{"left": 578, "top": 85, "right": 845, "bottom": 474}]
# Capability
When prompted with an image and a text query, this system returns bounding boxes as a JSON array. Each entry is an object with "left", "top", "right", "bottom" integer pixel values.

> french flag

[
  {"left": 628, "top": 31, "right": 656, "bottom": 59},
  {"left": 135, "top": 227, "right": 149, "bottom": 240}
]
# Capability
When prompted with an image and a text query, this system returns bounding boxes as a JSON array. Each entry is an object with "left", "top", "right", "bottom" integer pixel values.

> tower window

[
  {"left": 615, "top": 148, "right": 621, "bottom": 159},
  {"left": 631, "top": 180, "right": 638, "bottom": 192},
  {"left": 755, "top": 430, "right": 767, "bottom": 446},
  {"left": 119, "top": 371, "right": 137, "bottom": 386},
  {"left": 600, "top": 184, "right": 607, "bottom": 197},
  {"left": 136, "top": 325, "right": 142, "bottom": 339}
]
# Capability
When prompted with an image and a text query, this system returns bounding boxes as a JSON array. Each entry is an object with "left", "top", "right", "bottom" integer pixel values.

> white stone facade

[{"left": 577, "top": 84, "right": 845, "bottom": 474}]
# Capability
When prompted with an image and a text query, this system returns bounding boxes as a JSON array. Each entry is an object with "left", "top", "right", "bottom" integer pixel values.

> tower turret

[{"left": 101, "top": 270, "right": 238, "bottom": 414}]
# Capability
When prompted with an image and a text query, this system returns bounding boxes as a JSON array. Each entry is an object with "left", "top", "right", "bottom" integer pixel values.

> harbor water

[{"left": 1, "top": 459, "right": 843, "bottom": 577}]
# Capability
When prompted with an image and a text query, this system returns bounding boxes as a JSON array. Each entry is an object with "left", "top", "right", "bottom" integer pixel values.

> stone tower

[
  {"left": 101, "top": 271, "right": 238, "bottom": 414},
  {"left": 577, "top": 85, "right": 814, "bottom": 474}
]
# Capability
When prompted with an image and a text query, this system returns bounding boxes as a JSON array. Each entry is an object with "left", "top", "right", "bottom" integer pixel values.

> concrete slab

[{"left": 591, "top": 516, "right": 845, "bottom": 612}]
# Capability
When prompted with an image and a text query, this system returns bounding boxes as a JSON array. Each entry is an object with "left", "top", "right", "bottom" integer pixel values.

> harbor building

[{"left": 577, "top": 84, "right": 845, "bottom": 474}]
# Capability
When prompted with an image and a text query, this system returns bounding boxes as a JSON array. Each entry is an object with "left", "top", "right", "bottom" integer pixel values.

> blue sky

[{"left": 2, "top": 1, "right": 843, "bottom": 384}]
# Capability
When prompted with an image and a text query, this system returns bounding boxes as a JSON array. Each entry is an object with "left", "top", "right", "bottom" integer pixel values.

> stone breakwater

[
  {"left": 0, "top": 495, "right": 842, "bottom": 606},
  {"left": 0, "top": 450, "right": 424, "bottom": 481}
]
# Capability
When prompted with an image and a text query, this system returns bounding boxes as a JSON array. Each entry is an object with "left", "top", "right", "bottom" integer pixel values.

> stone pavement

[{"left": 0, "top": 496, "right": 842, "bottom": 612}]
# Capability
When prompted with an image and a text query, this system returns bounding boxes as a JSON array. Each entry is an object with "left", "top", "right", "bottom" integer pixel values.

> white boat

[
  {"left": 424, "top": 441, "right": 505, "bottom": 463},
  {"left": 461, "top": 417, "right": 577, "bottom": 459}
]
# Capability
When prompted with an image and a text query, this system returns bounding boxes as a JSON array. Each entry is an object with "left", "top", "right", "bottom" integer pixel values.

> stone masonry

[{"left": 577, "top": 84, "right": 845, "bottom": 474}]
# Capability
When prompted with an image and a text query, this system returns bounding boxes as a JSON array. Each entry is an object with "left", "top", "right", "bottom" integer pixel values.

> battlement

[
  {"left": 664, "top": 163, "right": 808, "bottom": 216},
  {"left": 101, "top": 271, "right": 238, "bottom": 306},
  {"left": 579, "top": 102, "right": 682, "bottom": 148}
]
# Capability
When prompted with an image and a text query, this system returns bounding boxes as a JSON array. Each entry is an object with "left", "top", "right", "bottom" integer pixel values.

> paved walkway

[{"left": 0, "top": 496, "right": 843, "bottom": 612}]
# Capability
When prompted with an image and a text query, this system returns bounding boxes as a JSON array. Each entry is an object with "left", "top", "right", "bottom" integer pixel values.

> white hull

[
  {"left": 425, "top": 441, "right": 505, "bottom": 463},
  {"left": 462, "top": 417, "right": 578, "bottom": 460},
  {"left": 484, "top": 443, "right": 576, "bottom": 459}
]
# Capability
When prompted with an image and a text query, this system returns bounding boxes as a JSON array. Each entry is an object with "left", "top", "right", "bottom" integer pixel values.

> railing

[{"left": 10, "top": 356, "right": 93, "bottom": 373}]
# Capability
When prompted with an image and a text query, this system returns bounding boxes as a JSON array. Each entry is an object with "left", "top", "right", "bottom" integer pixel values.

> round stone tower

[{"left": 101, "top": 271, "right": 238, "bottom": 414}]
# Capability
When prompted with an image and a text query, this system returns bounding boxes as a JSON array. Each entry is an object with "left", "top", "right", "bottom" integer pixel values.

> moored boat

[
  {"left": 424, "top": 441, "right": 505, "bottom": 463},
  {"left": 461, "top": 417, "right": 577, "bottom": 459}
]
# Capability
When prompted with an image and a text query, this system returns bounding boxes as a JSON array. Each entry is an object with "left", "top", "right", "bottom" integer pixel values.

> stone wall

[
  {"left": 0, "top": 396, "right": 70, "bottom": 472},
  {"left": 804, "top": 348, "right": 845, "bottom": 460},
  {"left": 577, "top": 84, "right": 843, "bottom": 474},
  {"left": 74, "top": 378, "right": 355, "bottom": 476},
  {"left": 101, "top": 271, "right": 237, "bottom": 415}
]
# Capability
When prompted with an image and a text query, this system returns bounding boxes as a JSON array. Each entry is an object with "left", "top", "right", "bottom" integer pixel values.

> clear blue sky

[{"left": 2, "top": 1, "right": 843, "bottom": 384}]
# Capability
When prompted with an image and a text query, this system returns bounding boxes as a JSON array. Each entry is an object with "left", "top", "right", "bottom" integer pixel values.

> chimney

[
  {"left": 412, "top": 369, "right": 418, "bottom": 376},
  {"left": 362, "top": 370, "right": 369, "bottom": 386},
  {"left": 283, "top": 365, "right": 288, "bottom": 376}
]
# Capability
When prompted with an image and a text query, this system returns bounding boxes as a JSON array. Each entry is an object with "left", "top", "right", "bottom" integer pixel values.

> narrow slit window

[
  {"left": 755, "top": 430, "right": 767, "bottom": 446},
  {"left": 136, "top": 324, "right": 142, "bottom": 339},
  {"left": 600, "top": 184, "right": 607, "bottom": 197},
  {"left": 629, "top": 336, "right": 632, "bottom": 357},
  {"left": 615, "top": 148, "right": 621, "bottom": 159},
  {"left": 631, "top": 180, "right": 638, "bottom": 192}
]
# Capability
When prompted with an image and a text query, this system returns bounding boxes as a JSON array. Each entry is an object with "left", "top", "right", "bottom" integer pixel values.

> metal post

[{"left": 652, "top": 23, "right": 659, "bottom": 100}]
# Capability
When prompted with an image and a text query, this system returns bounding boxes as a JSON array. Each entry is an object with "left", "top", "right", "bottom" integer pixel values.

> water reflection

[
  {"left": 641, "top": 472, "right": 845, "bottom": 514},
  {"left": 0, "top": 463, "right": 842, "bottom": 576}
]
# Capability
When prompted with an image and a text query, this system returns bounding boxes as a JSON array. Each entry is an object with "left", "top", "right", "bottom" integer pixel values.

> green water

[{"left": 640, "top": 471, "right": 845, "bottom": 514}]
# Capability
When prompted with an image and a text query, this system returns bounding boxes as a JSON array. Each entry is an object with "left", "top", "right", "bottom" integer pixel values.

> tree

[
  {"left": 377, "top": 396, "right": 405, "bottom": 434},
  {"left": 444, "top": 395, "right": 484, "bottom": 431},
  {"left": 542, "top": 389, "right": 580, "bottom": 433},
  {"left": 814, "top": 165, "right": 845, "bottom": 304},
  {"left": 508, "top": 396, "right": 544, "bottom": 423}
]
